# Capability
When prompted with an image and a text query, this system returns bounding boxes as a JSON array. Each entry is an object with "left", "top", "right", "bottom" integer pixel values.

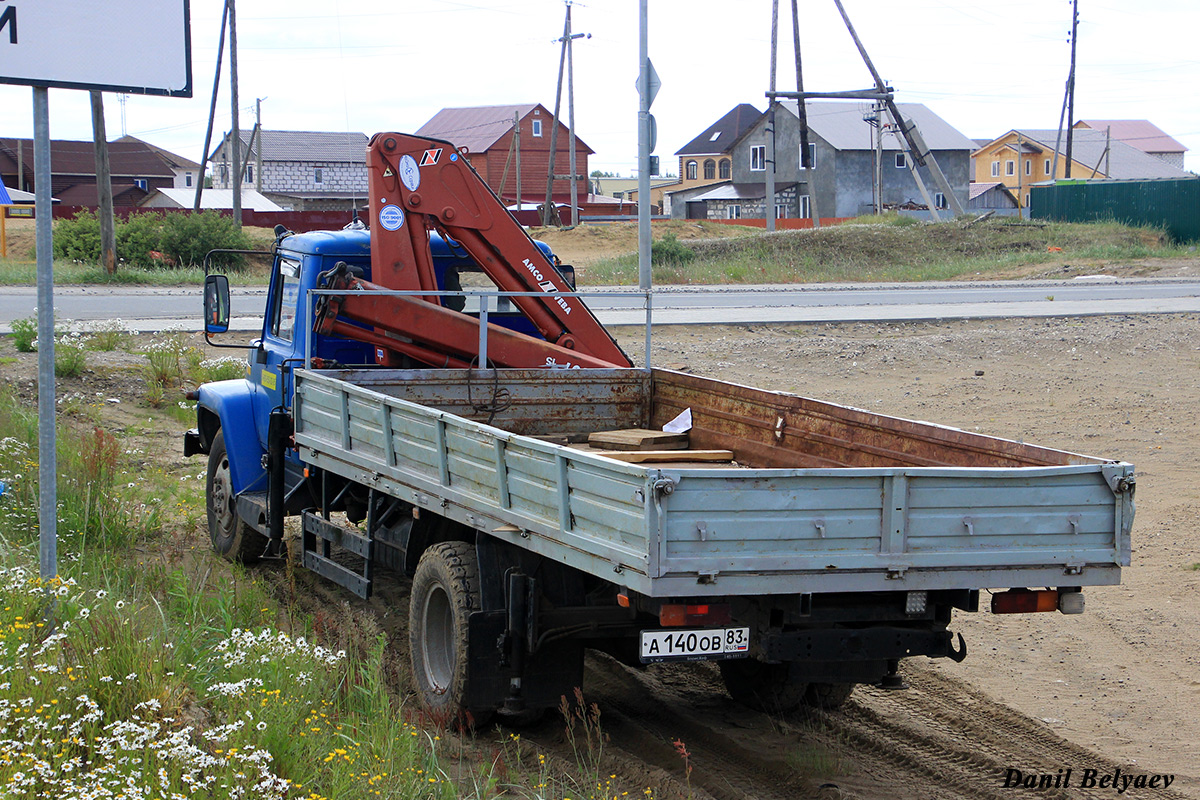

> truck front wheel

[
  {"left": 719, "top": 658, "right": 808, "bottom": 713},
  {"left": 206, "top": 429, "right": 267, "bottom": 563},
  {"left": 409, "top": 541, "right": 493, "bottom": 727}
]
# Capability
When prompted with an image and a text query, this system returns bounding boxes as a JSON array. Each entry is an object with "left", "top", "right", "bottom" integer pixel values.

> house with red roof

[
  {"left": 416, "top": 104, "right": 592, "bottom": 207},
  {"left": 1073, "top": 120, "right": 1188, "bottom": 171}
]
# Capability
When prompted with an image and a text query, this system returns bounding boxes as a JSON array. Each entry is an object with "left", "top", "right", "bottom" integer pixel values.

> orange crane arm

[{"left": 355, "top": 131, "right": 631, "bottom": 369}]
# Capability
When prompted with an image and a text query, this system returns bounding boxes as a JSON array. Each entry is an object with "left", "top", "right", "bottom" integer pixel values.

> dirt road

[{"left": 5, "top": 311, "right": 1196, "bottom": 799}]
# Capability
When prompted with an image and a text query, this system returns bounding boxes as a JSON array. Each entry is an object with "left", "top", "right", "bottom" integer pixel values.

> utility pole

[
  {"left": 196, "top": 0, "right": 229, "bottom": 209},
  {"left": 90, "top": 92, "right": 117, "bottom": 274},
  {"left": 566, "top": 2, "right": 581, "bottom": 227},
  {"left": 791, "top": 0, "right": 819, "bottom": 227},
  {"left": 636, "top": 0, "right": 653, "bottom": 299},
  {"left": 874, "top": 102, "right": 883, "bottom": 213},
  {"left": 1064, "top": 0, "right": 1079, "bottom": 178},
  {"left": 515, "top": 111, "right": 522, "bottom": 212},
  {"left": 766, "top": 0, "right": 778, "bottom": 231},
  {"left": 543, "top": 7, "right": 570, "bottom": 227},
  {"left": 255, "top": 97, "right": 263, "bottom": 192},
  {"left": 229, "top": 0, "right": 242, "bottom": 226}
]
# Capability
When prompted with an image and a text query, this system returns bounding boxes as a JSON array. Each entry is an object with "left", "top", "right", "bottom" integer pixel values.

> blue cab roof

[{"left": 277, "top": 228, "right": 554, "bottom": 262}]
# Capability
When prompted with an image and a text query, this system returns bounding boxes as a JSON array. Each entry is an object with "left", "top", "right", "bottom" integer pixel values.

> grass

[
  {"left": 0, "top": 385, "right": 672, "bottom": 800},
  {"left": 582, "top": 217, "right": 1189, "bottom": 285}
]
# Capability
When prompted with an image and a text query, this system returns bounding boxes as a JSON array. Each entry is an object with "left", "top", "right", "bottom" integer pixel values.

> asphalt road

[{"left": 2, "top": 277, "right": 1200, "bottom": 333}]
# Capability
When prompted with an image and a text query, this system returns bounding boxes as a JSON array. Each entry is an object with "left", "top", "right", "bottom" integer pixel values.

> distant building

[
  {"left": 417, "top": 103, "right": 592, "bottom": 207},
  {"left": 0, "top": 136, "right": 194, "bottom": 206},
  {"left": 210, "top": 129, "right": 369, "bottom": 211},
  {"left": 667, "top": 101, "right": 975, "bottom": 220},
  {"left": 139, "top": 187, "right": 284, "bottom": 211},
  {"left": 1074, "top": 120, "right": 1188, "bottom": 170},
  {"left": 971, "top": 128, "right": 1192, "bottom": 210}
]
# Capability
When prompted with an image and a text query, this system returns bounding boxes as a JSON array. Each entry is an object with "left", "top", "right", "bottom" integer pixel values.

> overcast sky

[{"left": 2, "top": 0, "right": 1197, "bottom": 176}]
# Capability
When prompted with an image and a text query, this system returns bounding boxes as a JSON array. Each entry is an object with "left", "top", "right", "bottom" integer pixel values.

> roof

[
  {"left": 141, "top": 188, "right": 284, "bottom": 211},
  {"left": 417, "top": 104, "right": 594, "bottom": 155},
  {"left": 676, "top": 104, "right": 763, "bottom": 156},
  {"left": 778, "top": 101, "right": 977, "bottom": 152},
  {"left": 115, "top": 135, "right": 201, "bottom": 171},
  {"left": 0, "top": 177, "right": 10, "bottom": 205},
  {"left": 1013, "top": 129, "right": 1191, "bottom": 180},
  {"left": 1075, "top": 120, "right": 1187, "bottom": 155},
  {"left": 56, "top": 183, "right": 147, "bottom": 205},
  {"left": 969, "top": 182, "right": 1017, "bottom": 202},
  {"left": 690, "top": 181, "right": 797, "bottom": 202},
  {"left": 0, "top": 137, "right": 176, "bottom": 178},
  {"left": 214, "top": 130, "right": 369, "bottom": 163}
]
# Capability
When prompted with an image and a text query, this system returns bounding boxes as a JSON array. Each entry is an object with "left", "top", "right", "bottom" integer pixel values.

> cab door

[{"left": 249, "top": 254, "right": 303, "bottom": 450}]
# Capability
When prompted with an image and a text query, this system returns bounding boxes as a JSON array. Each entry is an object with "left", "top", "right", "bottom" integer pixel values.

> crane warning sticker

[
  {"left": 379, "top": 204, "right": 405, "bottom": 231},
  {"left": 420, "top": 148, "right": 442, "bottom": 166},
  {"left": 399, "top": 155, "right": 420, "bottom": 192}
]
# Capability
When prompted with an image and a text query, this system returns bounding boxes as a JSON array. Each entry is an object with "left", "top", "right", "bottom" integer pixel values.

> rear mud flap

[{"left": 466, "top": 610, "right": 584, "bottom": 711}]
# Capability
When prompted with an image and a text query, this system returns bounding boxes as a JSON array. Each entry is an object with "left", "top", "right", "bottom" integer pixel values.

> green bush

[
  {"left": 52, "top": 209, "right": 103, "bottom": 262},
  {"left": 158, "top": 210, "right": 252, "bottom": 269},
  {"left": 54, "top": 211, "right": 254, "bottom": 271},
  {"left": 652, "top": 232, "right": 696, "bottom": 266},
  {"left": 10, "top": 316, "right": 36, "bottom": 352}
]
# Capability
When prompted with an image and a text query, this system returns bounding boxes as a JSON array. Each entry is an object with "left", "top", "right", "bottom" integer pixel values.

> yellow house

[
  {"left": 971, "top": 130, "right": 1090, "bottom": 210},
  {"left": 971, "top": 127, "right": 1191, "bottom": 210}
]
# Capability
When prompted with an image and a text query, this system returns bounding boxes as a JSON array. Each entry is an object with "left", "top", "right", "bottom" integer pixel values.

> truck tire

[
  {"left": 719, "top": 658, "right": 808, "bottom": 713},
  {"left": 409, "top": 541, "right": 493, "bottom": 727},
  {"left": 804, "top": 682, "right": 855, "bottom": 710},
  {"left": 206, "top": 429, "right": 267, "bottom": 564}
]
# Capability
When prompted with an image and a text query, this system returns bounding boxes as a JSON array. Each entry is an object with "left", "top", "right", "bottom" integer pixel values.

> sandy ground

[
  {"left": 624, "top": 314, "right": 1200, "bottom": 796},
  {"left": 3, "top": 310, "right": 1198, "bottom": 799}
]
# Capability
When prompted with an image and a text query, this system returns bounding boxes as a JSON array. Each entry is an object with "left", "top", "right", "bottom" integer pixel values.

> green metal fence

[{"left": 1030, "top": 177, "right": 1200, "bottom": 242}]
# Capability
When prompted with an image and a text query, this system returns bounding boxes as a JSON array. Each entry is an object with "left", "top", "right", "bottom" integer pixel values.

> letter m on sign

[{"left": 0, "top": 6, "right": 16, "bottom": 45}]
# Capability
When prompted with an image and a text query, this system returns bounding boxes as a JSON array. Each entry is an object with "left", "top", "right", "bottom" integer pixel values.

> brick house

[
  {"left": 416, "top": 104, "right": 592, "bottom": 206},
  {"left": 210, "top": 130, "right": 369, "bottom": 211},
  {"left": 0, "top": 135, "right": 195, "bottom": 206}
]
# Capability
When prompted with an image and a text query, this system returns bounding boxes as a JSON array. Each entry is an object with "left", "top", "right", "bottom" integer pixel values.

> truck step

[{"left": 301, "top": 512, "right": 372, "bottom": 599}]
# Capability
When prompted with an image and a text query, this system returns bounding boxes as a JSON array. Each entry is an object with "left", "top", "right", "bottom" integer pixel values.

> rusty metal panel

[{"left": 649, "top": 369, "right": 1105, "bottom": 469}]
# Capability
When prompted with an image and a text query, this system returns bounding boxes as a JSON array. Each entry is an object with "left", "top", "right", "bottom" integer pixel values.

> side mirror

[
  {"left": 557, "top": 263, "right": 577, "bottom": 291},
  {"left": 204, "top": 274, "right": 230, "bottom": 334}
]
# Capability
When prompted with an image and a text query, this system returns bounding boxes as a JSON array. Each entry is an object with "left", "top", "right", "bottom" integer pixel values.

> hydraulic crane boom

[{"left": 314, "top": 131, "right": 632, "bottom": 370}]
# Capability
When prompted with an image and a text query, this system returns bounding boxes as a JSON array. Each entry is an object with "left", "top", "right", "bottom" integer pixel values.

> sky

[{"left": 2, "top": 0, "right": 1198, "bottom": 177}]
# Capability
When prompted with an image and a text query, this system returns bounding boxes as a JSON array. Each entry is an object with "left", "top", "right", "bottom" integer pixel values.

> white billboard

[{"left": 0, "top": 0, "right": 191, "bottom": 96}]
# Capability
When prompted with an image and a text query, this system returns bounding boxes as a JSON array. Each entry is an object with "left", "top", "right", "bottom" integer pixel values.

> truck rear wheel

[
  {"left": 719, "top": 658, "right": 808, "bottom": 713},
  {"left": 409, "top": 541, "right": 493, "bottom": 727},
  {"left": 804, "top": 681, "right": 855, "bottom": 710},
  {"left": 206, "top": 429, "right": 267, "bottom": 564}
]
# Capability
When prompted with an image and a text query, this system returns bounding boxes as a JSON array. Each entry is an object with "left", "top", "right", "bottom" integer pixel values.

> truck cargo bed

[{"left": 293, "top": 368, "right": 1133, "bottom": 598}]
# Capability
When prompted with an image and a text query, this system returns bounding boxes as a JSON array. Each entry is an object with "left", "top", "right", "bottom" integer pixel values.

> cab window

[{"left": 270, "top": 258, "right": 302, "bottom": 342}]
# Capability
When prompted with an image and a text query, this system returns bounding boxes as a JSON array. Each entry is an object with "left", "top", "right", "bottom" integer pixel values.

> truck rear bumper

[{"left": 762, "top": 624, "right": 954, "bottom": 664}]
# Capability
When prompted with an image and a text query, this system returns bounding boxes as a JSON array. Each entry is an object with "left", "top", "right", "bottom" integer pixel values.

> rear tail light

[
  {"left": 658, "top": 603, "right": 732, "bottom": 627},
  {"left": 991, "top": 589, "right": 1081, "bottom": 614}
]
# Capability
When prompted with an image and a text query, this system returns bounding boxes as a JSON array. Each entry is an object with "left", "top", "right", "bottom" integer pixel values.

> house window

[
  {"left": 245, "top": 165, "right": 254, "bottom": 183},
  {"left": 1024, "top": 159, "right": 1031, "bottom": 176},
  {"left": 133, "top": 178, "right": 148, "bottom": 191},
  {"left": 709, "top": 131, "right": 722, "bottom": 142},
  {"left": 314, "top": 168, "right": 323, "bottom": 184},
  {"left": 750, "top": 145, "right": 766, "bottom": 171},
  {"left": 1044, "top": 158, "right": 1052, "bottom": 175},
  {"left": 799, "top": 194, "right": 811, "bottom": 219},
  {"left": 719, "top": 159, "right": 730, "bottom": 179},
  {"left": 686, "top": 160, "right": 698, "bottom": 180},
  {"left": 185, "top": 173, "right": 193, "bottom": 188},
  {"left": 1005, "top": 160, "right": 1015, "bottom": 176},
  {"left": 991, "top": 161, "right": 1000, "bottom": 177},
  {"left": 800, "top": 142, "right": 816, "bottom": 170},
  {"left": 726, "top": 204, "right": 741, "bottom": 220},
  {"left": 704, "top": 159, "right": 716, "bottom": 180},
  {"left": 532, "top": 119, "right": 543, "bottom": 137},
  {"left": 934, "top": 192, "right": 947, "bottom": 209},
  {"left": 1024, "top": 193, "right": 1030, "bottom": 207},
  {"left": 220, "top": 164, "right": 229, "bottom": 183},
  {"left": 895, "top": 152, "right": 907, "bottom": 169},
  {"left": 775, "top": 204, "right": 789, "bottom": 219}
]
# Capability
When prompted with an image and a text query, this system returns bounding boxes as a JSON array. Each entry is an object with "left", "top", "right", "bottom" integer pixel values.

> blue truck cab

[{"left": 187, "top": 226, "right": 563, "bottom": 561}]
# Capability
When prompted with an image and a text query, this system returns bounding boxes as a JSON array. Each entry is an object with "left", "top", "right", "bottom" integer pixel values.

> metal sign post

[
  {"left": 32, "top": 87, "right": 56, "bottom": 581},
  {"left": 0, "top": 0, "right": 192, "bottom": 582}
]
